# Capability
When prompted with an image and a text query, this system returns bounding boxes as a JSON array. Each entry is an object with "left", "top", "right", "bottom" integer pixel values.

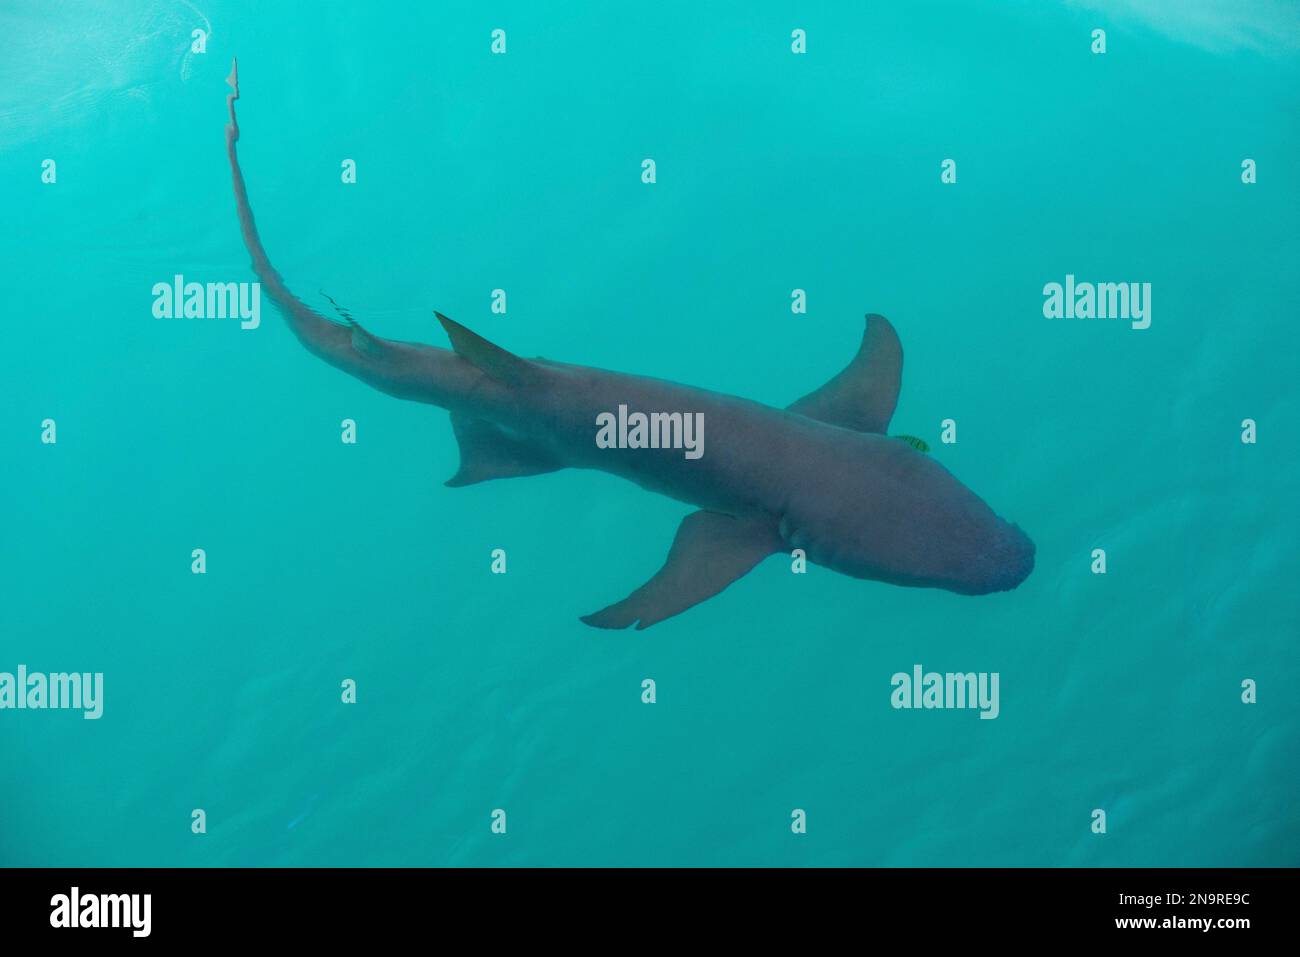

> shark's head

[
  {"left": 776, "top": 315, "right": 1035, "bottom": 597},
  {"left": 782, "top": 435, "right": 1035, "bottom": 595}
]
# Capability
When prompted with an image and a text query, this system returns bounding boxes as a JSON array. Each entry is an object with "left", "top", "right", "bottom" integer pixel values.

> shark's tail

[
  {"left": 224, "top": 58, "right": 464, "bottom": 403},
  {"left": 225, "top": 58, "right": 353, "bottom": 364}
]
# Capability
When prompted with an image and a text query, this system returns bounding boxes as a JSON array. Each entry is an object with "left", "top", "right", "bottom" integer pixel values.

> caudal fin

[
  {"left": 225, "top": 60, "right": 459, "bottom": 404},
  {"left": 225, "top": 57, "right": 354, "bottom": 364}
]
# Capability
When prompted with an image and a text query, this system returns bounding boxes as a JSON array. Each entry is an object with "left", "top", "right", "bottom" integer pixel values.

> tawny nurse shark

[{"left": 224, "top": 60, "right": 1034, "bottom": 629}]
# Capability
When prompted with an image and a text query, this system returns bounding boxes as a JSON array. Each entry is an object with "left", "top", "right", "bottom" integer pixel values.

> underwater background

[{"left": 1, "top": 0, "right": 1296, "bottom": 867}]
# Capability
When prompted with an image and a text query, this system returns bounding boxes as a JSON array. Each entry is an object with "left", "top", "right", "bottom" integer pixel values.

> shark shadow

[{"left": 223, "top": 60, "right": 1035, "bottom": 630}]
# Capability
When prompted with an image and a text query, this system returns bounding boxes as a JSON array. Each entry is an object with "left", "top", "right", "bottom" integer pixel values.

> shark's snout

[{"left": 971, "top": 522, "right": 1035, "bottom": 593}]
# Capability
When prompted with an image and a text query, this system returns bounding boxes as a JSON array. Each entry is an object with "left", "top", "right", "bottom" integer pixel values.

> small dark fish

[{"left": 893, "top": 434, "right": 930, "bottom": 453}]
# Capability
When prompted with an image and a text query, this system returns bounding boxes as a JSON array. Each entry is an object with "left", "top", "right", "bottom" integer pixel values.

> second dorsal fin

[
  {"left": 787, "top": 314, "right": 903, "bottom": 433},
  {"left": 435, "top": 311, "right": 540, "bottom": 387}
]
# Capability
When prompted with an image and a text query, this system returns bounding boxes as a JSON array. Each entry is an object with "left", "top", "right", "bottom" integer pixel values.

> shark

[{"left": 223, "top": 60, "right": 1035, "bottom": 630}]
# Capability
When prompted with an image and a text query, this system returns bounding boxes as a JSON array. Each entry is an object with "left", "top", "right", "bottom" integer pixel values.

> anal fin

[
  {"left": 581, "top": 511, "right": 781, "bottom": 630},
  {"left": 446, "top": 414, "right": 562, "bottom": 487}
]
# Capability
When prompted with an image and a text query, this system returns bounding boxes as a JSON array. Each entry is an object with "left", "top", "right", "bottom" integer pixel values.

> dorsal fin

[
  {"left": 435, "top": 311, "right": 539, "bottom": 386},
  {"left": 787, "top": 314, "right": 902, "bottom": 433}
]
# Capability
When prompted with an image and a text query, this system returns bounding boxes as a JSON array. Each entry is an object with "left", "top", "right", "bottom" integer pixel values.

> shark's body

[{"left": 224, "top": 61, "right": 1035, "bottom": 628}]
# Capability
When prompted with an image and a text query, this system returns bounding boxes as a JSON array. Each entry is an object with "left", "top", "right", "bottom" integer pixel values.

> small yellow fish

[{"left": 892, "top": 434, "right": 930, "bottom": 453}]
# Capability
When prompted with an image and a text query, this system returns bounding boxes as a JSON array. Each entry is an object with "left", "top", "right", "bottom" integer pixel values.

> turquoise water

[{"left": 2, "top": 1, "right": 1297, "bottom": 867}]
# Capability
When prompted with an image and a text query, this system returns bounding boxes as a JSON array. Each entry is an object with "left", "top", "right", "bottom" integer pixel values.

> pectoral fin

[
  {"left": 581, "top": 511, "right": 781, "bottom": 630},
  {"left": 446, "top": 414, "right": 562, "bottom": 487},
  {"left": 788, "top": 314, "right": 902, "bottom": 433}
]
